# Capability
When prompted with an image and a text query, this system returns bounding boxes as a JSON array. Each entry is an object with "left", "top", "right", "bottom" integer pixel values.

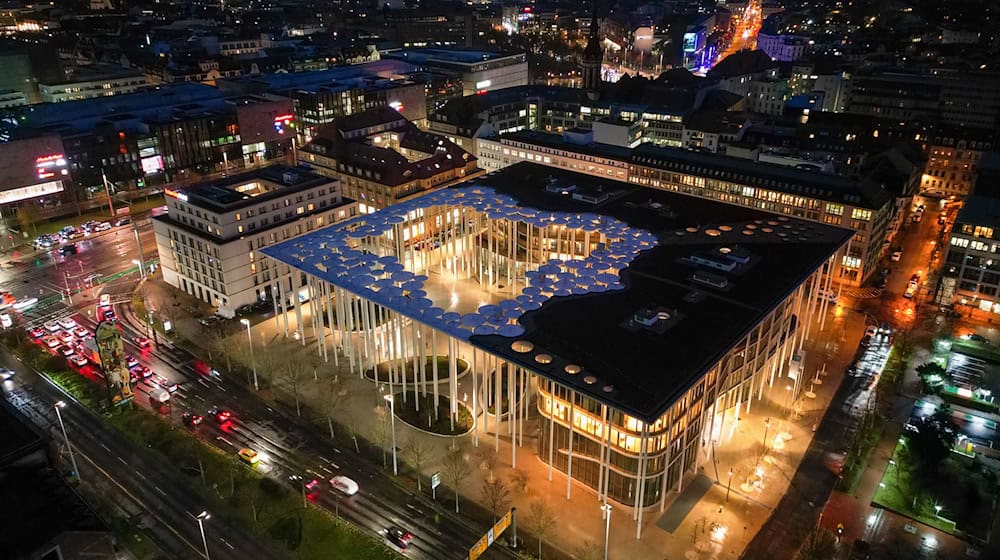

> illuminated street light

[
  {"left": 240, "top": 319, "right": 258, "bottom": 390},
  {"left": 601, "top": 503, "right": 612, "bottom": 560},
  {"left": 53, "top": 401, "right": 80, "bottom": 480},
  {"left": 193, "top": 511, "right": 211, "bottom": 559},
  {"left": 384, "top": 394, "right": 398, "bottom": 475}
]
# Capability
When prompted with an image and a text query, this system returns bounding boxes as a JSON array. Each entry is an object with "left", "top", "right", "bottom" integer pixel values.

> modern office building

[
  {"left": 299, "top": 107, "right": 479, "bottom": 213},
  {"left": 383, "top": 48, "right": 528, "bottom": 96},
  {"left": 940, "top": 194, "right": 1000, "bottom": 318},
  {"left": 847, "top": 70, "right": 1000, "bottom": 129},
  {"left": 152, "top": 165, "right": 357, "bottom": 313},
  {"left": 39, "top": 67, "right": 151, "bottom": 103},
  {"left": 477, "top": 130, "right": 893, "bottom": 285},
  {"left": 3, "top": 83, "right": 296, "bottom": 215},
  {"left": 260, "top": 163, "right": 850, "bottom": 530}
]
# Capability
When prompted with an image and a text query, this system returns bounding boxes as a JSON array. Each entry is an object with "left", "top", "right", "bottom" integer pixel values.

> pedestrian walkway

[{"left": 137, "top": 275, "right": 865, "bottom": 560}]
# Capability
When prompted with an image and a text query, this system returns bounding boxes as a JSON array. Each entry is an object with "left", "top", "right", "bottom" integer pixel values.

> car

[
  {"left": 182, "top": 413, "right": 204, "bottom": 428},
  {"left": 101, "top": 309, "right": 116, "bottom": 321},
  {"left": 73, "top": 326, "right": 90, "bottom": 339},
  {"left": 69, "top": 354, "right": 88, "bottom": 368},
  {"left": 58, "top": 317, "right": 77, "bottom": 329},
  {"left": 329, "top": 475, "right": 359, "bottom": 496},
  {"left": 904, "top": 283, "right": 917, "bottom": 299},
  {"left": 151, "top": 374, "right": 178, "bottom": 393},
  {"left": 43, "top": 320, "right": 61, "bottom": 333},
  {"left": 860, "top": 335, "right": 873, "bottom": 348},
  {"left": 114, "top": 217, "right": 132, "bottom": 227},
  {"left": 864, "top": 325, "right": 878, "bottom": 339},
  {"left": 197, "top": 316, "right": 220, "bottom": 326},
  {"left": 964, "top": 333, "right": 990, "bottom": 344},
  {"left": 0, "top": 367, "right": 14, "bottom": 380},
  {"left": 13, "top": 297, "right": 38, "bottom": 311},
  {"left": 238, "top": 448, "right": 260, "bottom": 465},
  {"left": 59, "top": 243, "right": 78, "bottom": 255},
  {"left": 386, "top": 526, "right": 414, "bottom": 549},
  {"left": 209, "top": 407, "right": 232, "bottom": 423},
  {"left": 130, "top": 365, "right": 152, "bottom": 378},
  {"left": 94, "top": 221, "right": 112, "bottom": 232},
  {"left": 133, "top": 336, "right": 150, "bottom": 349},
  {"left": 58, "top": 345, "right": 74, "bottom": 357},
  {"left": 304, "top": 478, "right": 320, "bottom": 495},
  {"left": 56, "top": 331, "right": 74, "bottom": 344},
  {"left": 125, "top": 354, "right": 138, "bottom": 368},
  {"left": 938, "top": 214, "right": 946, "bottom": 225},
  {"left": 33, "top": 236, "right": 56, "bottom": 249},
  {"left": 42, "top": 335, "right": 60, "bottom": 348},
  {"left": 29, "top": 327, "right": 45, "bottom": 338},
  {"left": 890, "top": 250, "right": 902, "bottom": 262},
  {"left": 910, "top": 273, "right": 921, "bottom": 283},
  {"left": 98, "top": 294, "right": 112, "bottom": 308},
  {"left": 912, "top": 213, "right": 922, "bottom": 223}
]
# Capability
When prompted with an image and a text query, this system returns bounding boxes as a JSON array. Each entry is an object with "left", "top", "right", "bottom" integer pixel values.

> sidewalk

[{"left": 138, "top": 275, "right": 865, "bottom": 559}]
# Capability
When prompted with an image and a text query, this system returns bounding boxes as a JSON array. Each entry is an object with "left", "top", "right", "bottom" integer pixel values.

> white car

[
  {"left": 330, "top": 476, "right": 359, "bottom": 496},
  {"left": 42, "top": 335, "right": 60, "bottom": 348},
  {"left": 864, "top": 325, "right": 878, "bottom": 339},
  {"left": 904, "top": 283, "right": 918, "bottom": 299},
  {"left": 891, "top": 250, "right": 902, "bottom": 262},
  {"left": 57, "top": 317, "right": 77, "bottom": 329},
  {"left": 69, "top": 354, "right": 88, "bottom": 368},
  {"left": 43, "top": 320, "right": 61, "bottom": 333}
]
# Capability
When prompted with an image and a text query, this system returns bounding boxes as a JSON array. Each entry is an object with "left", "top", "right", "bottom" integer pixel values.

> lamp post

[
  {"left": 385, "top": 394, "right": 398, "bottom": 476},
  {"left": 726, "top": 468, "right": 733, "bottom": 503},
  {"left": 54, "top": 401, "right": 80, "bottom": 481},
  {"left": 240, "top": 319, "right": 258, "bottom": 390},
  {"left": 194, "top": 511, "right": 211, "bottom": 559},
  {"left": 601, "top": 503, "right": 612, "bottom": 560}
]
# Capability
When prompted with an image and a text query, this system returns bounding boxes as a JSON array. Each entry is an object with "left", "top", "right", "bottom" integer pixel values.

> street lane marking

[
  {"left": 154, "top": 485, "right": 166, "bottom": 495},
  {"left": 100, "top": 443, "right": 111, "bottom": 452},
  {"left": 118, "top": 456, "right": 127, "bottom": 465}
]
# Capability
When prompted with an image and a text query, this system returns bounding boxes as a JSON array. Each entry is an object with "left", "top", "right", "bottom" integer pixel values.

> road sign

[{"left": 431, "top": 471, "right": 441, "bottom": 489}]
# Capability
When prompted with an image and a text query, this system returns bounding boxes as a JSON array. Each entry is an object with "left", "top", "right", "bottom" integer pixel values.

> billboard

[
  {"left": 95, "top": 321, "right": 134, "bottom": 406},
  {"left": 235, "top": 97, "right": 296, "bottom": 145},
  {"left": 0, "top": 135, "right": 68, "bottom": 203},
  {"left": 683, "top": 32, "right": 700, "bottom": 53}
]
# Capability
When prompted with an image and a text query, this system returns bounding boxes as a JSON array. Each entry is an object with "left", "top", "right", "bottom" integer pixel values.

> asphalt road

[{"left": 1, "top": 353, "right": 277, "bottom": 560}]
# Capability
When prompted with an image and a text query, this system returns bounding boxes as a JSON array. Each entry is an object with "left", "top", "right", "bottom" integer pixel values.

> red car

[
  {"left": 133, "top": 336, "right": 150, "bottom": 348},
  {"left": 101, "top": 309, "right": 116, "bottom": 321},
  {"left": 209, "top": 407, "right": 231, "bottom": 423},
  {"left": 130, "top": 365, "right": 151, "bottom": 378}
]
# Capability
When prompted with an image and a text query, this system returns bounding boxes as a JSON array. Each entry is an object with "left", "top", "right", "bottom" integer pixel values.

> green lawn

[
  {"left": 368, "top": 356, "right": 469, "bottom": 384},
  {"left": 873, "top": 442, "right": 997, "bottom": 538}
]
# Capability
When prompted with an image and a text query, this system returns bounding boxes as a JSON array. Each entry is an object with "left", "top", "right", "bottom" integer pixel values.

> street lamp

[
  {"left": 53, "top": 401, "right": 80, "bottom": 481},
  {"left": 194, "top": 511, "right": 211, "bottom": 559},
  {"left": 240, "top": 319, "right": 258, "bottom": 390},
  {"left": 601, "top": 503, "right": 612, "bottom": 560},
  {"left": 726, "top": 468, "right": 734, "bottom": 503},
  {"left": 131, "top": 259, "right": 144, "bottom": 280},
  {"left": 384, "top": 394, "right": 398, "bottom": 476}
]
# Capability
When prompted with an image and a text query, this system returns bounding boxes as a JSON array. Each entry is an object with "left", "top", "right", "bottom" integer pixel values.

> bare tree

[
  {"left": 322, "top": 377, "right": 345, "bottom": 439},
  {"left": 371, "top": 405, "right": 392, "bottom": 468},
  {"left": 403, "top": 435, "right": 433, "bottom": 491},
  {"left": 576, "top": 541, "right": 601, "bottom": 560},
  {"left": 509, "top": 468, "right": 529, "bottom": 494},
  {"left": 441, "top": 448, "right": 472, "bottom": 513},
  {"left": 274, "top": 350, "right": 310, "bottom": 416},
  {"left": 527, "top": 500, "right": 558, "bottom": 559},
  {"left": 480, "top": 478, "right": 511, "bottom": 522},
  {"left": 477, "top": 445, "right": 498, "bottom": 481}
]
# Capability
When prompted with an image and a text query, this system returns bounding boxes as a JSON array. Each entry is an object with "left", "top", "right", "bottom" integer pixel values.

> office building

[
  {"left": 300, "top": 107, "right": 479, "bottom": 213},
  {"left": 476, "top": 130, "right": 893, "bottom": 285},
  {"left": 920, "top": 129, "right": 995, "bottom": 198},
  {"left": 260, "top": 163, "right": 850, "bottom": 529},
  {"left": 383, "top": 48, "right": 528, "bottom": 96},
  {"left": 39, "top": 67, "right": 151, "bottom": 103},
  {"left": 152, "top": 166, "right": 357, "bottom": 313},
  {"left": 847, "top": 70, "right": 1000, "bottom": 129},
  {"left": 940, "top": 194, "right": 1000, "bottom": 319}
]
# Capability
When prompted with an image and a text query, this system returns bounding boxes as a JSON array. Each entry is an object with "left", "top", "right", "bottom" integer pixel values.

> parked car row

[{"left": 32, "top": 217, "right": 132, "bottom": 250}]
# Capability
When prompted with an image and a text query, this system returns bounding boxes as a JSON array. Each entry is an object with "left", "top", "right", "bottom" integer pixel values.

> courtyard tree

[
  {"left": 477, "top": 445, "right": 498, "bottom": 481},
  {"left": 274, "top": 349, "right": 311, "bottom": 415},
  {"left": 905, "top": 410, "right": 956, "bottom": 482},
  {"left": 16, "top": 204, "right": 39, "bottom": 234},
  {"left": 371, "top": 405, "right": 392, "bottom": 468},
  {"left": 480, "top": 478, "right": 511, "bottom": 522},
  {"left": 509, "top": 468, "right": 529, "bottom": 494},
  {"left": 796, "top": 527, "right": 837, "bottom": 560},
  {"left": 321, "top": 376, "right": 346, "bottom": 439},
  {"left": 441, "top": 448, "right": 472, "bottom": 513},
  {"left": 402, "top": 435, "right": 433, "bottom": 491},
  {"left": 527, "top": 499, "right": 558, "bottom": 559},
  {"left": 575, "top": 541, "right": 600, "bottom": 560}
]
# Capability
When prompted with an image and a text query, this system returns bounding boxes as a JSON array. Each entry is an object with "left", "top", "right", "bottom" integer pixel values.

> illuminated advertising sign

[
  {"left": 235, "top": 98, "right": 296, "bottom": 144},
  {"left": 0, "top": 135, "right": 68, "bottom": 197},
  {"left": 141, "top": 155, "right": 164, "bottom": 174},
  {"left": 683, "top": 32, "right": 699, "bottom": 53},
  {"left": 35, "top": 153, "right": 68, "bottom": 180}
]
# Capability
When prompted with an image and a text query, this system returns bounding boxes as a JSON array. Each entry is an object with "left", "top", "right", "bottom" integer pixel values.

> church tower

[{"left": 580, "top": 1, "right": 603, "bottom": 91}]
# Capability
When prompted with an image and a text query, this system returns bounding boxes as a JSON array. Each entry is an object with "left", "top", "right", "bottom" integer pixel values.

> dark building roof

[
  {"left": 707, "top": 49, "right": 777, "bottom": 79},
  {"left": 470, "top": 165, "right": 851, "bottom": 421},
  {"left": 169, "top": 165, "right": 333, "bottom": 213},
  {"left": 955, "top": 194, "right": 1000, "bottom": 230}
]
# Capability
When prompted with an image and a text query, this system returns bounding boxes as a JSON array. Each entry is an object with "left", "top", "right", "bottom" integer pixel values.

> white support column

[
  {"left": 566, "top": 388, "right": 574, "bottom": 500},
  {"left": 324, "top": 282, "right": 337, "bottom": 367},
  {"left": 293, "top": 280, "right": 304, "bottom": 346},
  {"left": 634, "top": 424, "right": 648, "bottom": 521},
  {"left": 449, "top": 338, "right": 458, "bottom": 432},
  {"left": 597, "top": 404, "right": 608, "bottom": 501},
  {"left": 418, "top": 323, "right": 427, "bottom": 397},
  {"left": 495, "top": 354, "right": 501, "bottom": 452},
  {"left": 548, "top": 378, "right": 555, "bottom": 482},
  {"left": 636, "top": 426, "right": 649, "bottom": 539},
  {"left": 510, "top": 364, "right": 517, "bottom": 468},
  {"left": 519, "top": 368, "right": 525, "bottom": 447},
  {"left": 432, "top": 329, "right": 440, "bottom": 417},
  {"left": 411, "top": 319, "right": 420, "bottom": 411},
  {"left": 472, "top": 348, "right": 479, "bottom": 447}
]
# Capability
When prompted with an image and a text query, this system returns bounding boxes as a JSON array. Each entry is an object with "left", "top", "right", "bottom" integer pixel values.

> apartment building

[
  {"left": 920, "top": 130, "right": 995, "bottom": 198},
  {"left": 940, "top": 195, "right": 1000, "bottom": 318}
]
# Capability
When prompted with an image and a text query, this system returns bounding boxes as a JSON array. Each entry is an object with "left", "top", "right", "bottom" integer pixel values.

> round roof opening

[
  {"left": 564, "top": 364, "right": 582, "bottom": 375},
  {"left": 511, "top": 340, "right": 534, "bottom": 353},
  {"left": 719, "top": 225, "right": 733, "bottom": 232},
  {"left": 535, "top": 353, "right": 553, "bottom": 364},
  {"left": 705, "top": 229, "right": 721, "bottom": 237},
  {"left": 583, "top": 375, "right": 598, "bottom": 385}
]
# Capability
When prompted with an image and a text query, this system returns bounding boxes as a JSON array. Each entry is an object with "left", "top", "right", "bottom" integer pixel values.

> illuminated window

[
  {"left": 825, "top": 203, "right": 844, "bottom": 216},
  {"left": 851, "top": 208, "right": 872, "bottom": 221}
]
